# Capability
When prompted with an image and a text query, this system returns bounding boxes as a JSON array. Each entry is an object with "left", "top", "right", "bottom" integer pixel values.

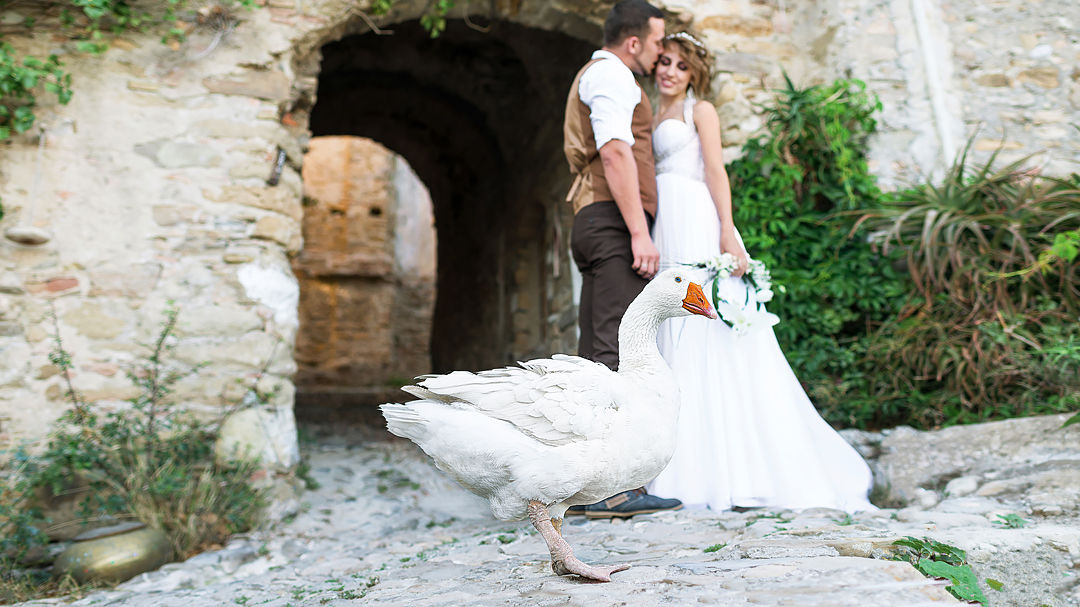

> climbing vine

[
  {"left": 0, "top": 0, "right": 456, "bottom": 144},
  {"left": 0, "top": 0, "right": 257, "bottom": 142}
]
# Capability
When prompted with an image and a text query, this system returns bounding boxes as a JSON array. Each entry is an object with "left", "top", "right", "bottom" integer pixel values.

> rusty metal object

[{"left": 53, "top": 521, "right": 173, "bottom": 584}]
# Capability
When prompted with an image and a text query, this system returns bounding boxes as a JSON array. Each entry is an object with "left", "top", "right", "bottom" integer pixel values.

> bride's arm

[{"left": 695, "top": 100, "right": 749, "bottom": 277}]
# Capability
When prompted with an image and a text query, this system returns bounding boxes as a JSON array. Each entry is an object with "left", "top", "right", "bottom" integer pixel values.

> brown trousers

[{"left": 571, "top": 201, "right": 652, "bottom": 371}]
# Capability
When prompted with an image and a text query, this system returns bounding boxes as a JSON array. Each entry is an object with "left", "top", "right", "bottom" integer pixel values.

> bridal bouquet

[{"left": 693, "top": 254, "right": 780, "bottom": 337}]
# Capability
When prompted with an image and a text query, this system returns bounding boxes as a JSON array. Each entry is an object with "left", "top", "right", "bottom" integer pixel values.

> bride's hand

[{"left": 720, "top": 229, "right": 749, "bottom": 277}]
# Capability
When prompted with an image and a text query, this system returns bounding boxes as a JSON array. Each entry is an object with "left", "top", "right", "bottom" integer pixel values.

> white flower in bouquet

[
  {"left": 688, "top": 254, "right": 781, "bottom": 337},
  {"left": 704, "top": 253, "right": 738, "bottom": 280},
  {"left": 714, "top": 301, "right": 781, "bottom": 337}
]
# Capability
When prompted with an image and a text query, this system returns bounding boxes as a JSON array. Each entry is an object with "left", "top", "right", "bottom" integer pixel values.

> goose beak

[{"left": 682, "top": 282, "right": 718, "bottom": 319}]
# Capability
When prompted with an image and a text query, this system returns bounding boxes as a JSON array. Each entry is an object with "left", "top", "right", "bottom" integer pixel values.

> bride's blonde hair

[{"left": 663, "top": 31, "right": 713, "bottom": 96}]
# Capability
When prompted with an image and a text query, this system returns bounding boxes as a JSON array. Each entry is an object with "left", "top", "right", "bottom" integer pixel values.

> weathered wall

[
  {"left": 0, "top": 0, "right": 1076, "bottom": 449},
  {"left": 790, "top": 0, "right": 1079, "bottom": 186},
  {"left": 293, "top": 136, "right": 435, "bottom": 408}
]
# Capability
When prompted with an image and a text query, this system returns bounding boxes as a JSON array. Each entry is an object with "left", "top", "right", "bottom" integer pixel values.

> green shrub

[
  {"left": 728, "top": 76, "right": 912, "bottom": 428},
  {"left": 728, "top": 76, "right": 1080, "bottom": 429},
  {"left": 858, "top": 147, "right": 1080, "bottom": 427},
  {"left": 1, "top": 304, "right": 268, "bottom": 601}
]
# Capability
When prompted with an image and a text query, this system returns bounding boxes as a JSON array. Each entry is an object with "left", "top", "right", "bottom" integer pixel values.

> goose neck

[{"left": 617, "top": 296, "right": 665, "bottom": 371}]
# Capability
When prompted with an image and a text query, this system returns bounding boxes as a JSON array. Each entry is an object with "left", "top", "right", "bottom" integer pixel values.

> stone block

[
  {"left": 78, "top": 379, "right": 143, "bottom": 403},
  {"left": 0, "top": 272, "right": 23, "bottom": 295},
  {"left": 870, "top": 414, "right": 1080, "bottom": 508},
  {"left": 62, "top": 301, "right": 129, "bottom": 340},
  {"left": 135, "top": 140, "right": 222, "bottom": 169},
  {"left": 203, "top": 185, "right": 303, "bottom": 221},
  {"left": 975, "top": 139, "right": 1024, "bottom": 152},
  {"left": 174, "top": 304, "right": 263, "bottom": 337},
  {"left": 0, "top": 342, "right": 31, "bottom": 388},
  {"left": 251, "top": 216, "right": 301, "bottom": 253},
  {"left": 152, "top": 205, "right": 196, "bottom": 227},
  {"left": 228, "top": 159, "right": 273, "bottom": 181},
  {"left": 24, "top": 276, "right": 79, "bottom": 296},
  {"left": 214, "top": 405, "right": 299, "bottom": 470},
  {"left": 944, "top": 476, "right": 979, "bottom": 497},
  {"left": 126, "top": 80, "right": 160, "bottom": 92},
  {"left": 1031, "top": 109, "right": 1067, "bottom": 123},
  {"left": 174, "top": 331, "right": 294, "bottom": 375},
  {"left": 715, "top": 79, "right": 739, "bottom": 105},
  {"left": 80, "top": 361, "right": 120, "bottom": 377},
  {"left": 190, "top": 120, "right": 303, "bottom": 166},
  {"left": 203, "top": 71, "right": 292, "bottom": 102},
  {"left": 1017, "top": 67, "right": 1060, "bottom": 88},
  {"left": 975, "top": 73, "right": 1011, "bottom": 87},
  {"left": 700, "top": 15, "right": 773, "bottom": 37},
  {"left": 88, "top": 263, "right": 162, "bottom": 298},
  {"left": 713, "top": 52, "right": 774, "bottom": 75},
  {"left": 223, "top": 246, "right": 260, "bottom": 264}
]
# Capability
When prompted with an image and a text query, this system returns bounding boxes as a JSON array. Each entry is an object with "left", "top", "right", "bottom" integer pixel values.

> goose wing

[{"left": 406, "top": 354, "right": 621, "bottom": 447}]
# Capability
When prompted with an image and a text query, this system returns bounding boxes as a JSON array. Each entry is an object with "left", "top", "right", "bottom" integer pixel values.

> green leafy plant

[
  {"left": 993, "top": 513, "right": 1029, "bottom": 529},
  {"left": 892, "top": 536, "right": 987, "bottom": 605},
  {"left": 729, "top": 75, "right": 1079, "bottom": 430},
  {"left": 0, "top": 304, "right": 269, "bottom": 601},
  {"left": 0, "top": 43, "right": 73, "bottom": 140},
  {"left": 0, "top": 1, "right": 251, "bottom": 141},
  {"left": 418, "top": 0, "right": 456, "bottom": 38},
  {"left": 0, "top": 0, "right": 459, "bottom": 149},
  {"left": 729, "top": 75, "right": 912, "bottom": 429},
  {"left": 832, "top": 513, "right": 856, "bottom": 526},
  {"left": 703, "top": 543, "right": 727, "bottom": 553},
  {"left": 858, "top": 146, "right": 1080, "bottom": 427}
]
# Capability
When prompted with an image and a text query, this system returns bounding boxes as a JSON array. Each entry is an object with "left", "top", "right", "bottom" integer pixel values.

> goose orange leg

[{"left": 527, "top": 500, "right": 629, "bottom": 582}]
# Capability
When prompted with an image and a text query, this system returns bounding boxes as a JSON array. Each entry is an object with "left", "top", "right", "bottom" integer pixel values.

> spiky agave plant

[{"left": 857, "top": 139, "right": 1080, "bottom": 425}]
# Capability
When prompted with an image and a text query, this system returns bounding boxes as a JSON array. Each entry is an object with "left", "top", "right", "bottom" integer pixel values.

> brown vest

[{"left": 563, "top": 58, "right": 658, "bottom": 217}]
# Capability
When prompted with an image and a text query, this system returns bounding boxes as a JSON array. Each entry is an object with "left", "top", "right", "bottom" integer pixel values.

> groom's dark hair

[{"left": 603, "top": 0, "right": 664, "bottom": 47}]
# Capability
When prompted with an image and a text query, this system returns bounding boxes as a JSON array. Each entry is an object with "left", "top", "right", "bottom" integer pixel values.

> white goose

[{"left": 380, "top": 268, "right": 716, "bottom": 581}]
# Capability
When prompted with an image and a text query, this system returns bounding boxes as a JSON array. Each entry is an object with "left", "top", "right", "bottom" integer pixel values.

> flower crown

[{"left": 665, "top": 31, "right": 708, "bottom": 57}]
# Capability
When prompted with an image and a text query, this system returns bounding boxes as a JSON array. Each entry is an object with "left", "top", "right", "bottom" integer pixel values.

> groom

[{"left": 562, "top": 0, "right": 682, "bottom": 518}]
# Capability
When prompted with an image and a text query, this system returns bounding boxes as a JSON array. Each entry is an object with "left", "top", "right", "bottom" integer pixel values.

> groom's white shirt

[{"left": 577, "top": 49, "right": 642, "bottom": 151}]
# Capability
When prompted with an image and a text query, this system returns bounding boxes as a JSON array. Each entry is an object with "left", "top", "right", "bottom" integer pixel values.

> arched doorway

[
  {"left": 292, "top": 137, "right": 436, "bottom": 411},
  {"left": 294, "top": 17, "right": 596, "bottom": 411}
]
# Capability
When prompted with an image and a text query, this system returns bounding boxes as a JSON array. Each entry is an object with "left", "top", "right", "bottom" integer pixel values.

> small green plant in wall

[
  {"left": 892, "top": 536, "right": 987, "bottom": 605},
  {"left": 993, "top": 513, "right": 1030, "bottom": 529}
]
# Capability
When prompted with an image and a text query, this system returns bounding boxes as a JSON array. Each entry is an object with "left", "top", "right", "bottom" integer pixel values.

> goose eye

[{"left": 675, "top": 276, "right": 682, "bottom": 283}]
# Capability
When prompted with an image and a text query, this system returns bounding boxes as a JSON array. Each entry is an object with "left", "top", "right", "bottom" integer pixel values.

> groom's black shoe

[{"left": 565, "top": 488, "right": 682, "bottom": 519}]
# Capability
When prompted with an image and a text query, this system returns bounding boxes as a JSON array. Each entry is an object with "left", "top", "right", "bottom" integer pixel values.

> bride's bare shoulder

[
  {"left": 692, "top": 99, "right": 720, "bottom": 129},
  {"left": 692, "top": 98, "right": 718, "bottom": 116}
]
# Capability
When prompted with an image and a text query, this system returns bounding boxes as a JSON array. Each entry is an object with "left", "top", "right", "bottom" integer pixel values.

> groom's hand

[{"left": 631, "top": 232, "right": 660, "bottom": 279}]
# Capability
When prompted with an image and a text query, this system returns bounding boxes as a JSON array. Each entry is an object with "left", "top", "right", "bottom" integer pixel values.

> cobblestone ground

[{"left": 17, "top": 424, "right": 1080, "bottom": 607}]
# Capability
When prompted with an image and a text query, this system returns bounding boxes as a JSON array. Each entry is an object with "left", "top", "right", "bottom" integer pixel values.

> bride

[{"left": 647, "top": 32, "right": 875, "bottom": 513}]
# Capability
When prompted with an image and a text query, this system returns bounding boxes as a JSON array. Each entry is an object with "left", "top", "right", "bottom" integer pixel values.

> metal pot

[{"left": 53, "top": 521, "right": 173, "bottom": 584}]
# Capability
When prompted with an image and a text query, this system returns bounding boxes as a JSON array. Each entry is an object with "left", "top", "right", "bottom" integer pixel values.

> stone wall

[
  {"left": 789, "top": 0, "right": 1079, "bottom": 186},
  {"left": 0, "top": 0, "right": 1076, "bottom": 449},
  {"left": 292, "top": 136, "right": 435, "bottom": 408}
]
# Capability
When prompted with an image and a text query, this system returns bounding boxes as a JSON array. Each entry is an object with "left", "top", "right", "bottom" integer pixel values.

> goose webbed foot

[
  {"left": 551, "top": 555, "right": 630, "bottom": 582},
  {"left": 527, "top": 500, "right": 629, "bottom": 583}
]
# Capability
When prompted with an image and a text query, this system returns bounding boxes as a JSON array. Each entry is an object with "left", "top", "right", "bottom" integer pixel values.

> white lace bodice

[{"left": 653, "top": 93, "right": 705, "bottom": 182}]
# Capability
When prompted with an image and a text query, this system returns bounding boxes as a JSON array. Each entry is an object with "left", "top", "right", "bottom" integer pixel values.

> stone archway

[
  {"left": 292, "top": 137, "right": 437, "bottom": 411},
  {"left": 293, "top": 16, "right": 597, "bottom": 409}
]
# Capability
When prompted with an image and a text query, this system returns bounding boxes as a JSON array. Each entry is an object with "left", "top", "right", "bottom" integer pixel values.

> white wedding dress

[{"left": 647, "top": 97, "right": 875, "bottom": 513}]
